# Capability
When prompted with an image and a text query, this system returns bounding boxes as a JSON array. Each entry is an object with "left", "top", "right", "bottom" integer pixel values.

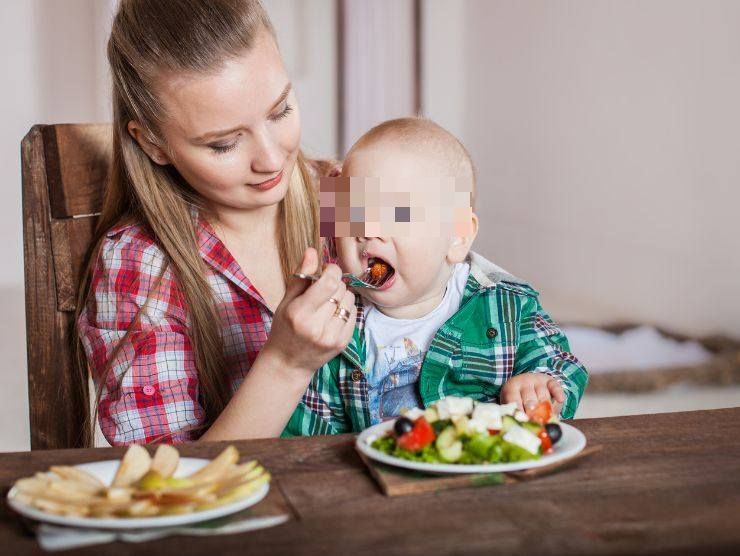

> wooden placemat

[{"left": 358, "top": 446, "right": 602, "bottom": 497}]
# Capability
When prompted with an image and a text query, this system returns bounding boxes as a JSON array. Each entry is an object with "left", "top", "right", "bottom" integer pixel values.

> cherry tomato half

[
  {"left": 538, "top": 429, "right": 553, "bottom": 454},
  {"left": 526, "top": 400, "right": 552, "bottom": 426},
  {"left": 396, "top": 417, "right": 436, "bottom": 452}
]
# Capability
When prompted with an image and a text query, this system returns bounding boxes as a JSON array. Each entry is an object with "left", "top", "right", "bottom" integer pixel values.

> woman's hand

[
  {"left": 262, "top": 247, "right": 357, "bottom": 376},
  {"left": 500, "top": 372, "right": 565, "bottom": 415}
]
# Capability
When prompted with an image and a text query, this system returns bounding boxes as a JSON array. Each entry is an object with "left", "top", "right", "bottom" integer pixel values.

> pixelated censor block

[{"left": 320, "top": 176, "right": 474, "bottom": 237}]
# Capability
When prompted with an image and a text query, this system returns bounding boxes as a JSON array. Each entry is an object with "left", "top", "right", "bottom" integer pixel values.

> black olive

[
  {"left": 394, "top": 417, "right": 414, "bottom": 437},
  {"left": 545, "top": 423, "right": 563, "bottom": 444}
]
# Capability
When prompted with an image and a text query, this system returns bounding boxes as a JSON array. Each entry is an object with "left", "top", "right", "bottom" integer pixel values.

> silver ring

[{"left": 333, "top": 306, "right": 351, "bottom": 322}]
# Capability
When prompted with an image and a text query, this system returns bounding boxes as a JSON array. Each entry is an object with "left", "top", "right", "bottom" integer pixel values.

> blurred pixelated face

[
  {"left": 326, "top": 142, "right": 474, "bottom": 310},
  {"left": 153, "top": 29, "right": 301, "bottom": 213}
]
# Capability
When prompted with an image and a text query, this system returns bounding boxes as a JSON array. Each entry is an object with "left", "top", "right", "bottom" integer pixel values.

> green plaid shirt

[{"left": 283, "top": 252, "right": 589, "bottom": 436}]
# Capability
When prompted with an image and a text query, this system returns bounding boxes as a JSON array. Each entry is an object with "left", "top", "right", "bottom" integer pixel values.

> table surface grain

[{"left": 2, "top": 408, "right": 740, "bottom": 555}]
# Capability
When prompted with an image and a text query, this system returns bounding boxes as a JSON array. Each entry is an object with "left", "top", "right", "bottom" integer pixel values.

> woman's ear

[
  {"left": 446, "top": 212, "right": 479, "bottom": 264},
  {"left": 127, "top": 121, "right": 172, "bottom": 166}
]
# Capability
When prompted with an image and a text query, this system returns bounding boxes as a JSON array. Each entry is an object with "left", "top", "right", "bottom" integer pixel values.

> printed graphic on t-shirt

[{"left": 372, "top": 337, "right": 424, "bottom": 420}]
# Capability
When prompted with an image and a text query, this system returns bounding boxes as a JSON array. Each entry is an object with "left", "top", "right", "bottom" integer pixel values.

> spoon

[{"left": 293, "top": 266, "right": 391, "bottom": 290}]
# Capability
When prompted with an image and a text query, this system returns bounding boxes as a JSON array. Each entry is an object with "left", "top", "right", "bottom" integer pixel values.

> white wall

[
  {"left": 340, "top": 0, "right": 416, "bottom": 154},
  {"left": 0, "top": 0, "right": 336, "bottom": 452},
  {"left": 423, "top": 0, "right": 740, "bottom": 338},
  {"left": 0, "top": 0, "right": 116, "bottom": 453}
]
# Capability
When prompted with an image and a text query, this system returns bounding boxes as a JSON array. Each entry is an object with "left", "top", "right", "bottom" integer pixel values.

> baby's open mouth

[{"left": 367, "top": 256, "right": 395, "bottom": 287}]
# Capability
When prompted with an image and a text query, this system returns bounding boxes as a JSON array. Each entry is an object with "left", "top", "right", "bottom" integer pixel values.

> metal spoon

[{"left": 293, "top": 267, "right": 390, "bottom": 290}]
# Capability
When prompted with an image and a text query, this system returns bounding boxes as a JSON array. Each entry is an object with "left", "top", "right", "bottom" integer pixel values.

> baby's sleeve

[
  {"left": 78, "top": 231, "right": 205, "bottom": 445},
  {"left": 513, "top": 295, "right": 589, "bottom": 419},
  {"left": 282, "top": 359, "right": 350, "bottom": 436}
]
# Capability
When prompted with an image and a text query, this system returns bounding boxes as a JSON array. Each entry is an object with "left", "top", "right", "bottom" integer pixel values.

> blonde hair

[
  {"left": 74, "top": 0, "right": 319, "bottom": 446},
  {"left": 346, "top": 117, "right": 477, "bottom": 207}
]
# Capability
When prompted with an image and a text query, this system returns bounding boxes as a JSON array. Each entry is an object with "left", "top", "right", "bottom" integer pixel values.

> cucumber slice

[
  {"left": 501, "top": 415, "right": 518, "bottom": 433},
  {"left": 521, "top": 422, "right": 542, "bottom": 435},
  {"left": 452, "top": 415, "right": 469, "bottom": 435},
  {"left": 424, "top": 406, "right": 439, "bottom": 423},
  {"left": 435, "top": 426, "right": 457, "bottom": 450},
  {"left": 438, "top": 440, "right": 463, "bottom": 462}
]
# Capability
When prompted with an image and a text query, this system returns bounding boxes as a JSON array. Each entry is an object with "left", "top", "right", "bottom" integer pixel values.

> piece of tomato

[
  {"left": 396, "top": 417, "right": 436, "bottom": 452},
  {"left": 487, "top": 429, "right": 501, "bottom": 436},
  {"left": 538, "top": 429, "right": 553, "bottom": 454},
  {"left": 526, "top": 400, "right": 552, "bottom": 425}
]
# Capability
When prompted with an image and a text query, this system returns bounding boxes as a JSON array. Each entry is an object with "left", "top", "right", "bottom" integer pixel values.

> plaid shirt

[
  {"left": 283, "top": 252, "right": 589, "bottom": 436},
  {"left": 78, "top": 215, "right": 277, "bottom": 445}
]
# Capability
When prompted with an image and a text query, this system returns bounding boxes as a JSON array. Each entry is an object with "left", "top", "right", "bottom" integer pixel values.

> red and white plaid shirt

[{"left": 78, "top": 214, "right": 280, "bottom": 445}]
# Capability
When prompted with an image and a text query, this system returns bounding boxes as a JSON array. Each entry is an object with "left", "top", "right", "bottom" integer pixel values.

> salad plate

[{"left": 356, "top": 398, "right": 587, "bottom": 474}]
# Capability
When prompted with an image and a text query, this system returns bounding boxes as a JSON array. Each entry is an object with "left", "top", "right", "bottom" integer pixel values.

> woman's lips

[{"left": 249, "top": 170, "right": 284, "bottom": 191}]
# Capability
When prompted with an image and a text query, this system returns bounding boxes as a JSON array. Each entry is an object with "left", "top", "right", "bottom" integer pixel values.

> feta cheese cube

[
  {"left": 435, "top": 396, "right": 474, "bottom": 419},
  {"left": 403, "top": 407, "right": 425, "bottom": 421},
  {"left": 471, "top": 403, "right": 504, "bottom": 430},
  {"left": 514, "top": 409, "right": 530, "bottom": 422},
  {"left": 503, "top": 424, "right": 541, "bottom": 455},
  {"left": 467, "top": 417, "right": 489, "bottom": 434}
]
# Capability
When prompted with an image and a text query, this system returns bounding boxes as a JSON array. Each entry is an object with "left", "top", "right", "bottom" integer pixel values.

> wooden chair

[{"left": 21, "top": 124, "right": 111, "bottom": 449}]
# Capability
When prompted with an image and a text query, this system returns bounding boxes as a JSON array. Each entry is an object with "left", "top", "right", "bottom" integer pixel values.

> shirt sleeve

[
  {"left": 282, "top": 359, "right": 349, "bottom": 436},
  {"left": 78, "top": 231, "right": 205, "bottom": 445},
  {"left": 512, "top": 295, "right": 589, "bottom": 419}
]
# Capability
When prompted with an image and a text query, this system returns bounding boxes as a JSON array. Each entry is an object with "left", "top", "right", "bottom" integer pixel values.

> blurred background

[{"left": 1, "top": 0, "right": 738, "bottom": 451}]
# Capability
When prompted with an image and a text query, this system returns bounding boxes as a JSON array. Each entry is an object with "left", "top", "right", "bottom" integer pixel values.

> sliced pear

[
  {"left": 196, "top": 472, "right": 270, "bottom": 511},
  {"left": 137, "top": 470, "right": 168, "bottom": 491},
  {"left": 50, "top": 466, "right": 105, "bottom": 489},
  {"left": 151, "top": 444, "right": 179, "bottom": 478},
  {"left": 111, "top": 445, "right": 152, "bottom": 487},
  {"left": 186, "top": 445, "right": 239, "bottom": 484}
]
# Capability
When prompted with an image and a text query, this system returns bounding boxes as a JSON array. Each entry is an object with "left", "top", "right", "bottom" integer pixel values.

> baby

[{"left": 284, "top": 118, "right": 588, "bottom": 435}]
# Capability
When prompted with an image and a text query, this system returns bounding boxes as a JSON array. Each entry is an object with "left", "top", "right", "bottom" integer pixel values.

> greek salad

[{"left": 370, "top": 396, "right": 563, "bottom": 464}]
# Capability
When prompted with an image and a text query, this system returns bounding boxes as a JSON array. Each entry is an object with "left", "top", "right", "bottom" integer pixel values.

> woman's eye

[
  {"left": 209, "top": 139, "right": 239, "bottom": 154},
  {"left": 269, "top": 103, "right": 293, "bottom": 122}
]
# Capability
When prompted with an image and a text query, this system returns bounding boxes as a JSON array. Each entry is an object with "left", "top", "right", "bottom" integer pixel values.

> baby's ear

[{"left": 446, "top": 212, "right": 479, "bottom": 264}]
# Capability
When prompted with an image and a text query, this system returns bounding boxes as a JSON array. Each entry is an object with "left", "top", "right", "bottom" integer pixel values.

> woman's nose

[{"left": 250, "top": 129, "right": 283, "bottom": 174}]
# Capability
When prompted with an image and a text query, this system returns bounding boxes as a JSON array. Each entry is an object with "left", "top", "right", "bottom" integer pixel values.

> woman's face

[{"left": 132, "top": 29, "right": 301, "bottom": 214}]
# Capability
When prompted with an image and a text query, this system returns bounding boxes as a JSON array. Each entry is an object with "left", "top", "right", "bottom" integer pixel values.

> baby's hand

[{"left": 500, "top": 373, "right": 565, "bottom": 415}]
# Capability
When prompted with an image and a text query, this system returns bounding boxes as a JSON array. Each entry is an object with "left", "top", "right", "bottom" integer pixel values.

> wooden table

[{"left": 2, "top": 408, "right": 740, "bottom": 555}]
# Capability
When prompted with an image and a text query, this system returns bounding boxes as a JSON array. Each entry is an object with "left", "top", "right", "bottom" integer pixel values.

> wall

[{"left": 423, "top": 0, "right": 740, "bottom": 338}]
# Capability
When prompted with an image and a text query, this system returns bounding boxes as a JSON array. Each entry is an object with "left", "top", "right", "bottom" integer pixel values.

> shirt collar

[{"left": 193, "top": 207, "right": 267, "bottom": 306}]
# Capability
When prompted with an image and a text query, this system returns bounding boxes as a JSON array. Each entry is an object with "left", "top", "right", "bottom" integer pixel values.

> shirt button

[
  {"left": 351, "top": 369, "right": 363, "bottom": 382},
  {"left": 142, "top": 385, "right": 156, "bottom": 396},
  {"left": 486, "top": 327, "right": 498, "bottom": 339}
]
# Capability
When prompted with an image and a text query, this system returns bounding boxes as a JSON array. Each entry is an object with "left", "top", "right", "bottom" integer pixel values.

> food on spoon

[{"left": 370, "top": 261, "right": 389, "bottom": 280}]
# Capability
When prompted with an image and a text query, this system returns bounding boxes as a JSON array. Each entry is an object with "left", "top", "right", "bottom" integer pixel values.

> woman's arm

[
  {"left": 79, "top": 228, "right": 205, "bottom": 445},
  {"left": 201, "top": 247, "right": 356, "bottom": 441},
  {"left": 199, "top": 348, "right": 312, "bottom": 440}
]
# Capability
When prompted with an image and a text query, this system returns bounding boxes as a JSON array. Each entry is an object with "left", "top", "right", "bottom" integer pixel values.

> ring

[
  {"left": 333, "top": 305, "right": 351, "bottom": 322},
  {"left": 328, "top": 297, "right": 339, "bottom": 305}
]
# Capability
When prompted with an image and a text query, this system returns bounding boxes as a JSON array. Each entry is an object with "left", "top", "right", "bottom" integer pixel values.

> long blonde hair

[{"left": 74, "top": 0, "right": 319, "bottom": 446}]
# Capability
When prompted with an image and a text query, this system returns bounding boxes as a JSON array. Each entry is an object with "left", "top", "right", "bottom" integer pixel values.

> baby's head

[{"left": 322, "top": 117, "right": 479, "bottom": 316}]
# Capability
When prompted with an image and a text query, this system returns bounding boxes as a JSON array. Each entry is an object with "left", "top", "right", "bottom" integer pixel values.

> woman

[{"left": 76, "top": 0, "right": 355, "bottom": 445}]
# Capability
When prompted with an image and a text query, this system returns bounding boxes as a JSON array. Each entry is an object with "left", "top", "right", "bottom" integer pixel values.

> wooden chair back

[{"left": 21, "top": 124, "right": 111, "bottom": 449}]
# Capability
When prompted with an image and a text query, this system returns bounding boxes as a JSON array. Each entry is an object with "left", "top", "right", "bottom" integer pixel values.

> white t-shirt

[{"left": 363, "top": 262, "right": 470, "bottom": 424}]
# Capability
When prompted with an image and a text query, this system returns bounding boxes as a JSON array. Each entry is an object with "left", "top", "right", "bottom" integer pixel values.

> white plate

[
  {"left": 356, "top": 421, "right": 586, "bottom": 474},
  {"left": 7, "top": 457, "right": 270, "bottom": 530}
]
